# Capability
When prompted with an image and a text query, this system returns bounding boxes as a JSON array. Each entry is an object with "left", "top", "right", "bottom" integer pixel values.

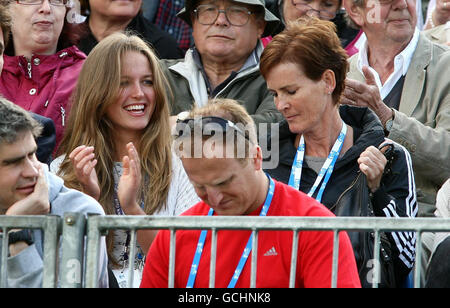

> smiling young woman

[{"left": 51, "top": 32, "right": 199, "bottom": 288}]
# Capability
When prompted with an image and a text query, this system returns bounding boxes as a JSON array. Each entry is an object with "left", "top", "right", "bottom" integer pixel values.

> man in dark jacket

[{"left": 165, "top": 0, "right": 283, "bottom": 128}]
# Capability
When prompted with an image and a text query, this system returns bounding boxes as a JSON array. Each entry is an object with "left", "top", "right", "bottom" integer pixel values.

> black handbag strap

[{"left": 379, "top": 142, "right": 396, "bottom": 178}]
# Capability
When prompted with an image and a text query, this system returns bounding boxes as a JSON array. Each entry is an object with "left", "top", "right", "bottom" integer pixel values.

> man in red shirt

[{"left": 140, "top": 99, "right": 361, "bottom": 288}]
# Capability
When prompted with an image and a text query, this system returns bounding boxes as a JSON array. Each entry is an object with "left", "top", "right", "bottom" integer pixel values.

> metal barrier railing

[
  {"left": 0, "top": 215, "right": 61, "bottom": 288},
  {"left": 84, "top": 215, "right": 450, "bottom": 289},
  {"left": 2, "top": 214, "right": 450, "bottom": 288}
]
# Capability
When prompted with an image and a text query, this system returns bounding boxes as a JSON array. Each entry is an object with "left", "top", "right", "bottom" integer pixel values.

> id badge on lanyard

[
  {"left": 186, "top": 175, "right": 276, "bottom": 288},
  {"left": 288, "top": 122, "right": 347, "bottom": 203}
]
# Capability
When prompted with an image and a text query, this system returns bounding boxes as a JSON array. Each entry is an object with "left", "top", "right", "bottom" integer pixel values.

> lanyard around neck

[
  {"left": 186, "top": 175, "right": 276, "bottom": 288},
  {"left": 288, "top": 122, "right": 347, "bottom": 203}
]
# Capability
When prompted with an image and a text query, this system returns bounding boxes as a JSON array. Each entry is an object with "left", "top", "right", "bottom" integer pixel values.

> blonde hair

[{"left": 57, "top": 32, "right": 173, "bottom": 261}]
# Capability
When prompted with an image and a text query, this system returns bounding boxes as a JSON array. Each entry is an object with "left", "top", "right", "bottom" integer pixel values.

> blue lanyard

[
  {"left": 186, "top": 175, "right": 276, "bottom": 288},
  {"left": 288, "top": 122, "right": 347, "bottom": 203}
]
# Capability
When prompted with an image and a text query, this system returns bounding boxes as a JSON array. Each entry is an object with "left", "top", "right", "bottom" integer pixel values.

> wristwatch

[
  {"left": 384, "top": 109, "right": 395, "bottom": 136},
  {"left": 8, "top": 229, "right": 34, "bottom": 246}
]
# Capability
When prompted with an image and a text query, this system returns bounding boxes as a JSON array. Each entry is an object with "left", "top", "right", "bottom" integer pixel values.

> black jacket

[
  {"left": 264, "top": 106, "right": 418, "bottom": 286},
  {"left": 78, "top": 13, "right": 184, "bottom": 59}
]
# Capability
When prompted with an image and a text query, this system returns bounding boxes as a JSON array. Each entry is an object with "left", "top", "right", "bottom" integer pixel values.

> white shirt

[
  {"left": 415, "top": 0, "right": 424, "bottom": 30},
  {"left": 356, "top": 28, "right": 420, "bottom": 100},
  {"left": 426, "top": 0, "right": 436, "bottom": 23}
]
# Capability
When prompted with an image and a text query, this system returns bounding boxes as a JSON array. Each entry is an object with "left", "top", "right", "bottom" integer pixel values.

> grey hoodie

[{"left": 0, "top": 167, "right": 108, "bottom": 288}]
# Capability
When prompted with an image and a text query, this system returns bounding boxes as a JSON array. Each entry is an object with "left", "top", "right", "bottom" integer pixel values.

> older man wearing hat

[{"left": 164, "top": 0, "right": 283, "bottom": 128}]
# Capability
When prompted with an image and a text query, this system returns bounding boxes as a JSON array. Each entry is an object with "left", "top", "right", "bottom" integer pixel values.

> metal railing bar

[
  {"left": 85, "top": 217, "right": 101, "bottom": 288},
  {"left": 127, "top": 229, "right": 137, "bottom": 288},
  {"left": 42, "top": 215, "right": 61, "bottom": 288},
  {"left": 209, "top": 228, "right": 217, "bottom": 288},
  {"left": 331, "top": 230, "right": 340, "bottom": 288},
  {"left": 372, "top": 231, "right": 381, "bottom": 288},
  {"left": 0, "top": 216, "right": 54, "bottom": 229},
  {"left": 414, "top": 231, "right": 422, "bottom": 288},
  {"left": 250, "top": 230, "right": 258, "bottom": 288},
  {"left": 168, "top": 229, "right": 176, "bottom": 288},
  {"left": 61, "top": 213, "right": 85, "bottom": 288},
  {"left": 1, "top": 227, "right": 8, "bottom": 288},
  {"left": 84, "top": 216, "right": 450, "bottom": 232},
  {"left": 289, "top": 230, "right": 299, "bottom": 288}
]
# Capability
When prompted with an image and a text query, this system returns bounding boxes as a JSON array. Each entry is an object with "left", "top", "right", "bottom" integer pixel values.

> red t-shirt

[{"left": 140, "top": 180, "right": 361, "bottom": 288}]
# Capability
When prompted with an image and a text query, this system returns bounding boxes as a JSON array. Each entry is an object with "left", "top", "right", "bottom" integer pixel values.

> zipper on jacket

[
  {"left": 214, "top": 67, "right": 259, "bottom": 99},
  {"left": 60, "top": 106, "right": 66, "bottom": 127},
  {"left": 27, "top": 61, "right": 32, "bottom": 79}
]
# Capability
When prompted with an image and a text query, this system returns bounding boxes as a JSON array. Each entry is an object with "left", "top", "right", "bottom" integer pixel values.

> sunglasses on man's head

[{"left": 174, "top": 116, "right": 252, "bottom": 143}]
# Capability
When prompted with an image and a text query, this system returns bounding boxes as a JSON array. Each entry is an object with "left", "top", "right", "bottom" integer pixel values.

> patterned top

[
  {"left": 154, "top": 0, "right": 193, "bottom": 52},
  {"left": 50, "top": 152, "right": 200, "bottom": 287}
]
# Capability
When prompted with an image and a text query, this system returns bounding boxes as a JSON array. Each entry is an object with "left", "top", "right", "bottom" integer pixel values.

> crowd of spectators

[{"left": 0, "top": 0, "right": 448, "bottom": 288}]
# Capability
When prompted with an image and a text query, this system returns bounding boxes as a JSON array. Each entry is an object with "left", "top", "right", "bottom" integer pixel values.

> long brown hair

[{"left": 57, "top": 32, "right": 173, "bottom": 259}]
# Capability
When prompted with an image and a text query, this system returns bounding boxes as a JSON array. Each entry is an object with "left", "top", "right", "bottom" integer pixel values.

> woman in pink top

[{"left": 0, "top": 0, "right": 86, "bottom": 152}]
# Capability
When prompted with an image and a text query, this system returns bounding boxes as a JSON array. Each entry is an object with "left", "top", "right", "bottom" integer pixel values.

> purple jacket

[{"left": 0, "top": 46, "right": 86, "bottom": 151}]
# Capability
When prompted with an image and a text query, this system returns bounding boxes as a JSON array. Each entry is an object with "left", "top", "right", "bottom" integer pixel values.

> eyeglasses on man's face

[
  {"left": 14, "top": 0, "right": 68, "bottom": 6},
  {"left": 193, "top": 4, "right": 255, "bottom": 26},
  {"left": 291, "top": 0, "right": 337, "bottom": 20}
]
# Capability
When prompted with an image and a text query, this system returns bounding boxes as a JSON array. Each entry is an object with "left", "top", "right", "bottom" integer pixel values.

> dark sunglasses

[{"left": 174, "top": 116, "right": 253, "bottom": 143}]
